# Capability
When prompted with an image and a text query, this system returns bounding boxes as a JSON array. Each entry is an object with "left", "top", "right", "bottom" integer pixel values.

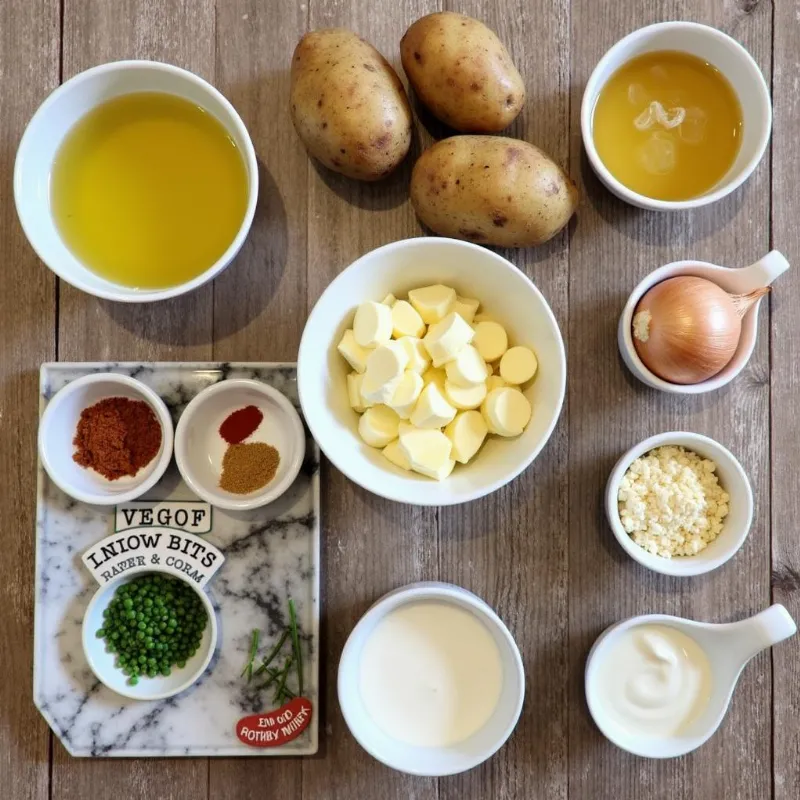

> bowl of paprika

[
  {"left": 38, "top": 372, "right": 174, "bottom": 505},
  {"left": 174, "top": 379, "right": 305, "bottom": 511}
]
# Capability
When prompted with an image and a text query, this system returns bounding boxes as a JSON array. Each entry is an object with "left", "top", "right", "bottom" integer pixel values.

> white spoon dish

[
  {"left": 585, "top": 604, "right": 796, "bottom": 758},
  {"left": 619, "top": 250, "right": 789, "bottom": 394}
]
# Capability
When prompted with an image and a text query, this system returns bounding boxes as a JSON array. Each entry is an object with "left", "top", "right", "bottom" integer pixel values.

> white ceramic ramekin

[
  {"left": 337, "top": 582, "right": 525, "bottom": 776},
  {"left": 581, "top": 21, "right": 771, "bottom": 210},
  {"left": 605, "top": 431, "right": 753, "bottom": 577},
  {"left": 38, "top": 372, "right": 174, "bottom": 505},
  {"left": 14, "top": 60, "right": 258, "bottom": 302}
]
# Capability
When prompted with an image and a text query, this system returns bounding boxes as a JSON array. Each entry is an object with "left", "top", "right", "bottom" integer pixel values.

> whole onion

[{"left": 632, "top": 276, "right": 768, "bottom": 385}]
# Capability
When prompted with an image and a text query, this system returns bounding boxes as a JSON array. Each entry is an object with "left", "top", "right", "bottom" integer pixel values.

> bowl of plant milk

[{"left": 337, "top": 582, "right": 525, "bottom": 776}]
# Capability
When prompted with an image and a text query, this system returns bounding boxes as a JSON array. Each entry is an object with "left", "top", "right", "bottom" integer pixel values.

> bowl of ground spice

[
  {"left": 39, "top": 372, "right": 173, "bottom": 504},
  {"left": 174, "top": 379, "right": 305, "bottom": 510}
]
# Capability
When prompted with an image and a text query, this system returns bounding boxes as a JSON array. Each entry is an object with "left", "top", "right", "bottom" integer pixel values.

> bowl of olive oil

[
  {"left": 581, "top": 22, "right": 771, "bottom": 211},
  {"left": 15, "top": 61, "right": 258, "bottom": 301}
]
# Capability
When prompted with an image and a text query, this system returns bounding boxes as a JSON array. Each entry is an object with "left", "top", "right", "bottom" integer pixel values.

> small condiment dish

[
  {"left": 38, "top": 372, "right": 173, "bottom": 505},
  {"left": 82, "top": 570, "right": 217, "bottom": 701},
  {"left": 605, "top": 431, "right": 753, "bottom": 577},
  {"left": 297, "top": 237, "right": 566, "bottom": 506},
  {"left": 585, "top": 604, "right": 796, "bottom": 758},
  {"left": 338, "top": 581, "right": 525, "bottom": 777},
  {"left": 14, "top": 60, "right": 258, "bottom": 302},
  {"left": 619, "top": 250, "right": 789, "bottom": 394},
  {"left": 581, "top": 21, "right": 771, "bottom": 210},
  {"left": 174, "top": 378, "right": 305, "bottom": 511}
]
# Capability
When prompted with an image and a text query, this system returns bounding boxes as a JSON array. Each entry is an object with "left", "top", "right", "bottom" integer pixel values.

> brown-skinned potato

[
  {"left": 400, "top": 12, "right": 524, "bottom": 133},
  {"left": 410, "top": 136, "right": 579, "bottom": 248},
  {"left": 290, "top": 29, "right": 413, "bottom": 181}
]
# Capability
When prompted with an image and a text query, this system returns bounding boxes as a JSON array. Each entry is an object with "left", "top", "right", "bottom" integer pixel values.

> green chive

[{"left": 288, "top": 599, "right": 303, "bottom": 696}]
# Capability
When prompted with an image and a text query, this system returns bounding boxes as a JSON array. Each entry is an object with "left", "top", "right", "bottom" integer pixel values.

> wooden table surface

[{"left": 2, "top": 0, "right": 798, "bottom": 798}]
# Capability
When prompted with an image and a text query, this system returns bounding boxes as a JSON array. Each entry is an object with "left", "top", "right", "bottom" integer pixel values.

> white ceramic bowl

[
  {"left": 297, "top": 237, "right": 566, "bottom": 506},
  {"left": 338, "top": 582, "right": 525, "bottom": 776},
  {"left": 618, "top": 250, "right": 789, "bottom": 395},
  {"left": 14, "top": 60, "right": 258, "bottom": 302},
  {"left": 82, "top": 570, "right": 217, "bottom": 701},
  {"left": 39, "top": 372, "right": 173, "bottom": 505},
  {"left": 605, "top": 431, "right": 753, "bottom": 576},
  {"left": 581, "top": 21, "right": 771, "bottom": 210},
  {"left": 174, "top": 379, "right": 306, "bottom": 511}
]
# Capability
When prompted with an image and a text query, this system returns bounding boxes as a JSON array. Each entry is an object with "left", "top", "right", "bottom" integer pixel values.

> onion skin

[{"left": 632, "top": 276, "right": 766, "bottom": 385}]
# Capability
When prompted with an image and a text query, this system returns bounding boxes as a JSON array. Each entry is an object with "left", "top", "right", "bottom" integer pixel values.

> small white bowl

[
  {"left": 605, "top": 431, "right": 753, "bottom": 576},
  {"left": 619, "top": 250, "right": 789, "bottom": 394},
  {"left": 297, "top": 237, "right": 566, "bottom": 506},
  {"left": 581, "top": 21, "right": 771, "bottom": 211},
  {"left": 14, "top": 60, "right": 258, "bottom": 302},
  {"left": 337, "top": 582, "right": 525, "bottom": 776},
  {"left": 174, "top": 379, "right": 305, "bottom": 511},
  {"left": 39, "top": 373, "right": 173, "bottom": 505},
  {"left": 82, "top": 570, "right": 217, "bottom": 701}
]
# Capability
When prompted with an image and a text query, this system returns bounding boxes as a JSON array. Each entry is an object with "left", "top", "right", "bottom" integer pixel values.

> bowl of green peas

[{"left": 82, "top": 571, "right": 218, "bottom": 700}]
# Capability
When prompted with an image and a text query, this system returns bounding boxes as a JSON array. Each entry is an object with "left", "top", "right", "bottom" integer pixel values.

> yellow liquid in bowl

[
  {"left": 592, "top": 51, "right": 743, "bottom": 201},
  {"left": 51, "top": 92, "right": 249, "bottom": 290}
]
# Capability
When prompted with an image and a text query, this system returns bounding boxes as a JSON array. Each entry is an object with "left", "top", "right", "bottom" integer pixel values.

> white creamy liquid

[
  {"left": 358, "top": 601, "right": 503, "bottom": 747},
  {"left": 593, "top": 624, "right": 713, "bottom": 738}
]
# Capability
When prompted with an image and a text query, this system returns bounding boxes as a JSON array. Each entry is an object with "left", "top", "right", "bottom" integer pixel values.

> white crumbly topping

[
  {"left": 617, "top": 445, "right": 730, "bottom": 559},
  {"left": 632, "top": 310, "right": 652, "bottom": 343}
]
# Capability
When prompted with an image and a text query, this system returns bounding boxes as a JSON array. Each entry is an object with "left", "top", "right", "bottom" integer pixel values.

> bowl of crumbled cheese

[{"left": 605, "top": 431, "right": 753, "bottom": 576}]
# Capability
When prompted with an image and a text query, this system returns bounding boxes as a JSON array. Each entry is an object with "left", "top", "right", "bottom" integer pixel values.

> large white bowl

[
  {"left": 297, "top": 238, "right": 566, "bottom": 506},
  {"left": 337, "top": 582, "right": 525, "bottom": 776},
  {"left": 14, "top": 60, "right": 258, "bottom": 302}
]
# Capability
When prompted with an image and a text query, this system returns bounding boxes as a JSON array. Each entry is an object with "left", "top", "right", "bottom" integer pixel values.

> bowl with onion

[{"left": 619, "top": 250, "right": 789, "bottom": 394}]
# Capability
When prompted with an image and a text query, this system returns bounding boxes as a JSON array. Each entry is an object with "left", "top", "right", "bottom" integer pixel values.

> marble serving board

[{"left": 34, "top": 362, "right": 320, "bottom": 757}]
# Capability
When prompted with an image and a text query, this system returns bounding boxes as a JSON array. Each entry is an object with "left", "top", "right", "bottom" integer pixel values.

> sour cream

[
  {"left": 592, "top": 624, "right": 712, "bottom": 738},
  {"left": 358, "top": 601, "right": 503, "bottom": 747}
]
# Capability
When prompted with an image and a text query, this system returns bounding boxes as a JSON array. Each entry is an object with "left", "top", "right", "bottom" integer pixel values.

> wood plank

[
  {"left": 436, "top": 1, "right": 569, "bottom": 799},
  {"left": 0, "top": 0, "right": 60, "bottom": 798},
  {"left": 208, "top": 0, "right": 309, "bottom": 795},
  {"left": 567, "top": 3, "right": 773, "bottom": 799},
  {"left": 53, "top": 1, "right": 215, "bottom": 797},
  {"left": 300, "top": 2, "right": 440, "bottom": 799},
  {"left": 56, "top": 0, "right": 216, "bottom": 363},
  {"left": 770, "top": 1, "right": 800, "bottom": 797}
]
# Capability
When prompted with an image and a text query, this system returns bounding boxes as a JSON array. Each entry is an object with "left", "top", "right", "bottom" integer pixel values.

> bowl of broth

[
  {"left": 581, "top": 22, "right": 771, "bottom": 211},
  {"left": 15, "top": 61, "right": 258, "bottom": 302}
]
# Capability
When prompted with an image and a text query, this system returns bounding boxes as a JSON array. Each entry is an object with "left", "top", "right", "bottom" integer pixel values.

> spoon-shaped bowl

[
  {"left": 585, "top": 604, "right": 796, "bottom": 758},
  {"left": 619, "top": 250, "right": 789, "bottom": 394}
]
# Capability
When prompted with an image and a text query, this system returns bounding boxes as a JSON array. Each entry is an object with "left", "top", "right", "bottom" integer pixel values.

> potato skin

[
  {"left": 290, "top": 29, "right": 413, "bottom": 181},
  {"left": 410, "top": 136, "right": 579, "bottom": 247},
  {"left": 400, "top": 12, "right": 524, "bottom": 133}
]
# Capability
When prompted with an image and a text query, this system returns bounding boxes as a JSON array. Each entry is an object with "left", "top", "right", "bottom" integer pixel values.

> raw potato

[
  {"left": 400, "top": 12, "right": 524, "bottom": 133},
  {"left": 410, "top": 135, "right": 579, "bottom": 247},
  {"left": 290, "top": 29, "right": 413, "bottom": 181}
]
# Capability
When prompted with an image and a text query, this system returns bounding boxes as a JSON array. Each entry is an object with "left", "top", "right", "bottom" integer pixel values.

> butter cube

[
  {"left": 486, "top": 375, "right": 512, "bottom": 393},
  {"left": 398, "top": 336, "right": 431, "bottom": 374},
  {"left": 444, "top": 379, "right": 486, "bottom": 410},
  {"left": 381, "top": 293, "right": 397, "bottom": 306},
  {"left": 358, "top": 405, "right": 400, "bottom": 448},
  {"left": 382, "top": 439, "right": 411, "bottom": 471},
  {"left": 423, "top": 312, "right": 475, "bottom": 367},
  {"left": 408, "top": 284, "right": 456, "bottom": 324},
  {"left": 499, "top": 346, "right": 538, "bottom": 385},
  {"left": 391, "top": 300, "right": 426, "bottom": 339},
  {"left": 387, "top": 370, "right": 424, "bottom": 419},
  {"left": 337, "top": 329, "right": 371, "bottom": 374},
  {"left": 410, "top": 382, "right": 456, "bottom": 429},
  {"left": 354, "top": 301, "right": 392, "bottom": 348},
  {"left": 472, "top": 321, "right": 508, "bottom": 363},
  {"left": 347, "top": 372, "right": 368, "bottom": 413},
  {"left": 365, "top": 341, "right": 408, "bottom": 386},
  {"left": 398, "top": 424, "right": 454, "bottom": 480},
  {"left": 445, "top": 410, "right": 488, "bottom": 464},
  {"left": 445, "top": 344, "right": 488, "bottom": 387},
  {"left": 422, "top": 366, "right": 447, "bottom": 392},
  {"left": 453, "top": 295, "right": 480, "bottom": 324}
]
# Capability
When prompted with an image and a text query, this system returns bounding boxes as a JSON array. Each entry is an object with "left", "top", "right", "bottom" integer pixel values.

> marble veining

[{"left": 35, "top": 363, "right": 320, "bottom": 757}]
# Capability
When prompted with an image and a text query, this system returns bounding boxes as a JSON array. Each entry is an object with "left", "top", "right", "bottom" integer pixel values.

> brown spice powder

[
  {"left": 219, "top": 442, "right": 281, "bottom": 494},
  {"left": 73, "top": 397, "right": 162, "bottom": 480}
]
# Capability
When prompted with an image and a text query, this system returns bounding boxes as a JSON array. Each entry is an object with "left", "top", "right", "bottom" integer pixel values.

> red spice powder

[
  {"left": 219, "top": 404, "right": 263, "bottom": 444},
  {"left": 73, "top": 397, "right": 162, "bottom": 480}
]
